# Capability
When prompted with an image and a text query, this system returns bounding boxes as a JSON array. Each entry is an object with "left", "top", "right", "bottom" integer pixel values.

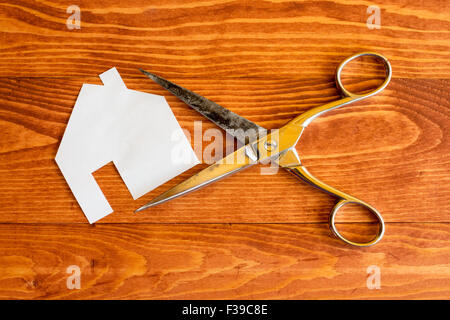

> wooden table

[{"left": 0, "top": 0, "right": 449, "bottom": 299}]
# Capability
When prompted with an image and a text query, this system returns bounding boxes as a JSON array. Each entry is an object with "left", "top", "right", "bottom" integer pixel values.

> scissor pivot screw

[{"left": 264, "top": 140, "right": 277, "bottom": 151}]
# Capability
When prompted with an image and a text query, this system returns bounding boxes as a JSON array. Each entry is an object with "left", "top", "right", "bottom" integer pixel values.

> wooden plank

[
  {"left": 0, "top": 0, "right": 449, "bottom": 78},
  {"left": 0, "top": 77, "right": 448, "bottom": 223},
  {"left": 1, "top": 0, "right": 450, "bottom": 301},
  {"left": 0, "top": 223, "right": 449, "bottom": 299}
]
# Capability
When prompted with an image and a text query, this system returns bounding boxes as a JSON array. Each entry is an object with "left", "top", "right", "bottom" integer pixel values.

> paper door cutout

[{"left": 55, "top": 68, "right": 199, "bottom": 223}]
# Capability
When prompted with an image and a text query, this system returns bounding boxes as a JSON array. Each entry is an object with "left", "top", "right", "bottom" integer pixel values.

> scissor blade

[
  {"left": 139, "top": 69, "right": 266, "bottom": 144},
  {"left": 135, "top": 146, "right": 256, "bottom": 212}
]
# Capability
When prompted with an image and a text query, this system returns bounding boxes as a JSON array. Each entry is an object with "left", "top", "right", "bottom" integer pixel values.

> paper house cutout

[{"left": 55, "top": 68, "right": 199, "bottom": 223}]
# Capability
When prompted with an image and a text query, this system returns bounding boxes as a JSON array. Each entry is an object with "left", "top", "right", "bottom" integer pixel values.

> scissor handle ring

[
  {"left": 335, "top": 52, "right": 392, "bottom": 98},
  {"left": 329, "top": 199, "right": 385, "bottom": 247}
]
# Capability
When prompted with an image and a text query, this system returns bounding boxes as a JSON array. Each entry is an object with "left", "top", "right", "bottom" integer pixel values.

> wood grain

[
  {"left": 1, "top": 223, "right": 449, "bottom": 299},
  {"left": 0, "top": 77, "right": 448, "bottom": 223},
  {"left": 0, "top": 0, "right": 449, "bottom": 78},
  {"left": 0, "top": 0, "right": 449, "bottom": 300}
]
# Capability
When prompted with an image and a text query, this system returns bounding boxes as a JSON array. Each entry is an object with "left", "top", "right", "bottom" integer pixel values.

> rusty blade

[{"left": 139, "top": 69, "right": 266, "bottom": 144}]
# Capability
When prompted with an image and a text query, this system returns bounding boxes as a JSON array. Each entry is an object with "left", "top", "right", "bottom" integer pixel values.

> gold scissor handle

[
  {"left": 279, "top": 52, "right": 391, "bottom": 246},
  {"left": 335, "top": 52, "right": 392, "bottom": 99},
  {"left": 287, "top": 164, "right": 385, "bottom": 247},
  {"left": 288, "top": 52, "right": 392, "bottom": 128}
]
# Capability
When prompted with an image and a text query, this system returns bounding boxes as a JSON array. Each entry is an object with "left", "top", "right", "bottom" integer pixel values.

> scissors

[{"left": 137, "top": 52, "right": 392, "bottom": 247}]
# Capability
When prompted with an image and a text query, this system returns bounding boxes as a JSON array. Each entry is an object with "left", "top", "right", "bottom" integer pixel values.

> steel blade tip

[
  {"left": 134, "top": 203, "right": 153, "bottom": 213},
  {"left": 134, "top": 198, "right": 167, "bottom": 213},
  {"left": 139, "top": 68, "right": 158, "bottom": 81},
  {"left": 139, "top": 69, "right": 172, "bottom": 91}
]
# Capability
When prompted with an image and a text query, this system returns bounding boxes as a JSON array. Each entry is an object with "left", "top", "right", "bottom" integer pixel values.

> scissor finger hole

[
  {"left": 332, "top": 202, "right": 381, "bottom": 245},
  {"left": 336, "top": 53, "right": 391, "bottom": 97}
]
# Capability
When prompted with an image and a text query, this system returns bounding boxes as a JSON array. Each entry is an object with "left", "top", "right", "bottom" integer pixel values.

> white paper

[{"left": 55, "top": 67, "right": 199, "bottom": 223}]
